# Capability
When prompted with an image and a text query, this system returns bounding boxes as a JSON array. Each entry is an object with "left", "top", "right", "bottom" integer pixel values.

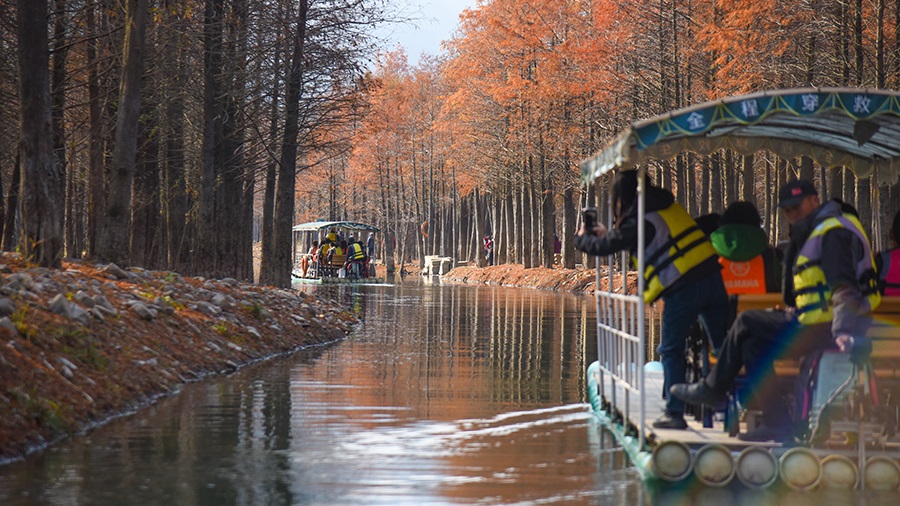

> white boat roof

[
  {"left": 291, "top": 220, "right": 380, "bottom": 232},
  {"left": 580, "top": 87, "right": 900, "bottom": 184}
]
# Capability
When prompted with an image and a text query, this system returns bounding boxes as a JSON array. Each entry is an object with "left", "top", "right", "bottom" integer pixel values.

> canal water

[
  {"left": 0, "top": 280, "right": 896, "bottom": 505},
  {"left": 0, "top": 281, "right": 644, "bottom": 505}
]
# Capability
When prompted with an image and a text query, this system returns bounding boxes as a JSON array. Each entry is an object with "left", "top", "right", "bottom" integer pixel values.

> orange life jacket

[{"left": 718, "top": 255, "right": 767, "bottom": 295}]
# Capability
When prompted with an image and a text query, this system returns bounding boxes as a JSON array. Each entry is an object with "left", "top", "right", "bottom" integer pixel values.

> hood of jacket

[{"left": 620, "top": 185, "right": 675, "bottom": 220}]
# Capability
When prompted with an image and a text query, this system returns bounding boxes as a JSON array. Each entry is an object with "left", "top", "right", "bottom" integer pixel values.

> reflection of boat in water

[
  {"left": 291, "top": 220, "right": 384, "bottom": 284},
  {"left": 581, "top": 88, "right": 900, "bottom": 490}
]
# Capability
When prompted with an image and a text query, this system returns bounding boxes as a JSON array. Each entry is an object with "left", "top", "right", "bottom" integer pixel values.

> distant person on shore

[
  {"left": 484, "top": 233, "right": 494, "bottom": 266},
  {"left": 877, "top": 210, "right": 900, "bottom": 295},
  {"left": 553, "top": 234, "right": 562, "bottom": 265},
  {"left": 575, "top": 170, "right": 729, "bottom": 430},
  {"left": 710, "top": 201, "right": 782, "bottom": 294}
]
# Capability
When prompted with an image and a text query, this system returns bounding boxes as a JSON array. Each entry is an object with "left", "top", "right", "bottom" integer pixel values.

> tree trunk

[
  {"left": 741, "top": 154, "right": 755, "bottom": 202},
  {"left": 776, "top": 159, "right": 788, "bottom": 241},
  {"left": 504, "top": 192, "right": 514, "bottom": 264},
  {"left": 261, "top": 0, "right": 309, "bottom": 287},
  {"left": 261, "top": 29, "right": 282, "bottom": 279},
  {"left": 86, "top": 3, "right": 105, "bottom": 258},
  {"left": 799, "top": 155, "right": 815, "bottom": 183},
  {"left": 857, "top": 177, "right": 872, "bottom": 232},
  {"left": 132, "top": 92, "right": 160, "bottom": 269},
  {"left": 97, "top": 0, "right": 148, "bottom": 266},
  {"left": 541, "top": 187, "right": 553, "bottom": 268},
  {"left": 710, "top": 152, "right": 723, "bottom": 213},
  {"left": 472, "top": 188, "right": 482, "bottom": 266},
  {"left": 676, "top": 154, "right": 687, "bottom": 214},
  {"left": 52, "top": 0, "right": 71, "bottom": 258},
  {"left": 197, "top": 0, "right": 225, "bottom": 276},
  {"left": 723, "top": 151, "right": 736, "bottom": 207},
  {"left": 162, "top": 0, "right": 189, "bottom": 272},
  {"left": 829, "top": 168, "right": 843, "bottom": 203},
  {"left": 843, "top": 170, "right": 854, "bottom": 203},
  {"left": 2, "top": 154, "right": 21, "bottom": 251},
  {"left": 563, "top": 187, "right": 576, "bottom": 269},
  {"left": 700, "top": 157, "right": 711, "bottom": 215},
  {"left": 214, "top": 0, "right": 249, "bottom": 280},
  {"left": 17, "top": 0, "right": 66, "bottom": 267}
]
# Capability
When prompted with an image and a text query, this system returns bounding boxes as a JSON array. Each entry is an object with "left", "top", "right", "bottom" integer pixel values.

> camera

[{"left": 582, "top": 207, "right": 598, "bottom": 229}]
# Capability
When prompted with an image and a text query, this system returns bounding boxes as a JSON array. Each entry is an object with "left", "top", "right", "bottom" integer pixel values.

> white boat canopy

[
  {"left": 580, "top": 87, "right": 900, "bottom": 184},
  {"left": 291, "top": 220, "right": 380, "bottom": 233}
]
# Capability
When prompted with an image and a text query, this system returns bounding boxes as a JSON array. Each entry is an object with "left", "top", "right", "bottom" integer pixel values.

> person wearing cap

[
  {"left": 671, "top": 179, "right": 881, "bottom": 442},
  {"left": 576, "top": 171, "right": 730, "bottom": 430},
  {"left": 710, "top": 201, "right": 782, "bottom": 295}
]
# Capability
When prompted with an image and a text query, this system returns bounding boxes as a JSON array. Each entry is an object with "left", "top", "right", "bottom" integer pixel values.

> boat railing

[{"left": 592, "top": 233, "right": 663, "bottom": 446}]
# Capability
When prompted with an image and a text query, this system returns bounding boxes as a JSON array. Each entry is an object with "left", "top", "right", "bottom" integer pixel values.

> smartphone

[{"left": 582, "top": 208, "right": 598, "bottom": 229}]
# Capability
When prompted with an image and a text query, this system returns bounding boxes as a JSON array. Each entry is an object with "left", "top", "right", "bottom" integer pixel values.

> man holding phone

[{"left": 576, "top": 170, "right": 729, "bottom": 430}]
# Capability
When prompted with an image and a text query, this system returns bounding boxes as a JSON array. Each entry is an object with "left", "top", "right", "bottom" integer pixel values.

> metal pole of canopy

[{"left": 636, "top": 167, "right": 646, "bottom": 450}]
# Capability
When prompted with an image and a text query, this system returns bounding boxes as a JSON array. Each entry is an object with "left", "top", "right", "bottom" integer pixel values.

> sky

[{"left": 383, "top": 1, "right": 478, "bottom": 65}]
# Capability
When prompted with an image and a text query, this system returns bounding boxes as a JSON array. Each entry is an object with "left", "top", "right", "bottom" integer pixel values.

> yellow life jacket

[
  {"left": 318, "top": 243, "right": 332, "bottom": 261},
  {"left": 641, "top": 203, "right": 717, "bottom": 303},
  {"left": 348, "top": 242, "right": 366, "bottom": 260},
  {"left": 793, "top": 214, "right": 881, "bottom": 325}
]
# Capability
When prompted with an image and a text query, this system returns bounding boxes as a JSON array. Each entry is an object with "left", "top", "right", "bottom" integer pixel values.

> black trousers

[{"left": 704, "top": 309, "right": 835, "bottom": 426}]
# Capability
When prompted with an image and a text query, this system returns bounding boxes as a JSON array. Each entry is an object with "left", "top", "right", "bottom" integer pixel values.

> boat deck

[
  {"left": 596, "top": 367, "right": 776, "bottom": 448},
  {"left": 593, "top": 364, "right": 900, "bottom": 459}
]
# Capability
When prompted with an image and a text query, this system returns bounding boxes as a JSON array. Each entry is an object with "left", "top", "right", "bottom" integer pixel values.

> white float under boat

[{"left": 581, "top": 87, "right": 900, "bottom": 491}]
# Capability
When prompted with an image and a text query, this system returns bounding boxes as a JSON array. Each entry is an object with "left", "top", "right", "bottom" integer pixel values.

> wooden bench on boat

[{"left": 734, "top": 294, "right": 900, "bottom": 378}]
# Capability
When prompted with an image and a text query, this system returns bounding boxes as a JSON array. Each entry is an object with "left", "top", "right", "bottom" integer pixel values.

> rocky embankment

[
  {"left": 0, "top": 253, "right": 357, "bottom": 464},
  {"left": 443, "top": 263, "right": 637, "bottom": 293}
]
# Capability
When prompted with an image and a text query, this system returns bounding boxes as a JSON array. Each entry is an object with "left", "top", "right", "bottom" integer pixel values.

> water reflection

[
  {"left": 2, "top": 282, "right": 895, "bottom": 504},
  {"left": 0, "top": 283, "right": 647, "bottom": 505}
]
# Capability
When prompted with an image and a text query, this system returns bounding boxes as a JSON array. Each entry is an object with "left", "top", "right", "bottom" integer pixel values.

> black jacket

[
  {"left": 575, "top": 185, "right": 720, "bottom": 298},
  {"left": 782, "top": 200, "right": 871, "bottom": 338}
]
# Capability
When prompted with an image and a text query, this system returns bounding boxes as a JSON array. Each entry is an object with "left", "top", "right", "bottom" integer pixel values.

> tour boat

[
  {"left": 582, "top": 88, "right": 900, "bottom": 490},
  {"left": 291, "top": 220, "right": 384, "bottom": 284}
]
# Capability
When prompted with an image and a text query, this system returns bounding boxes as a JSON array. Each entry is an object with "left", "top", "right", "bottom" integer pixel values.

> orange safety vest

[{"left": 718, "top": 255, "right": 767, "bottom": 295}]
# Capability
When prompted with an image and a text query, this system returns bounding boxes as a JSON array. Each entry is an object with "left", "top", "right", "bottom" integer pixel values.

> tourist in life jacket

[
  {"left": 318, "top": 239, "right": 332, "bottom": 266},
  {"left": 671, "top": 179, "right": 881, "bottom": 442},
  {"left": 345, "top": 237, "right": 367, "bottom": 278},
  {"left": 876, "top": 211, "right": 900, "bottom": 296},
  {"left": 575, "top": 170, "right": 730, "bottom": 430},
  {"left": 710, "top": 201, "right": 782, "bottom": 294},
  {"left": 302, "top": 240, "right": 319, "bottom": 277}
]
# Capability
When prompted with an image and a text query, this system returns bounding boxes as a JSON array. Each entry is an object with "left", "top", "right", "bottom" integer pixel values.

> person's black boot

[
  {"left": 652, "top": 412, "right": 688, "bottom": 430},
  {"left": 669, "top": 382, "right": 726, "bottom": 408}
]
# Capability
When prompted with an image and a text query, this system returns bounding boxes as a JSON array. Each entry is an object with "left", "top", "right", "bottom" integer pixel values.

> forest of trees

[
  {"left": 4, "top": 0, "right": 900, "bottom": 288},
  {"left": 319, "top": 0, "right": 900, "bottom": 272},
  {"left": 2, "top": 0, "right": 396, "bottom": 287}
]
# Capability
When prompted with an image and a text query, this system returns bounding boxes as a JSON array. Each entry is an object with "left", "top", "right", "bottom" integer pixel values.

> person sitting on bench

[
  {"left": 876, "top": 211, "right": 900, "bottom": 296},
  {"left": 711, "top": 201, "right": 782, "bottom": 295},
  {"left": 670, "top": 179, "right": 881, "bottom": 442}
]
